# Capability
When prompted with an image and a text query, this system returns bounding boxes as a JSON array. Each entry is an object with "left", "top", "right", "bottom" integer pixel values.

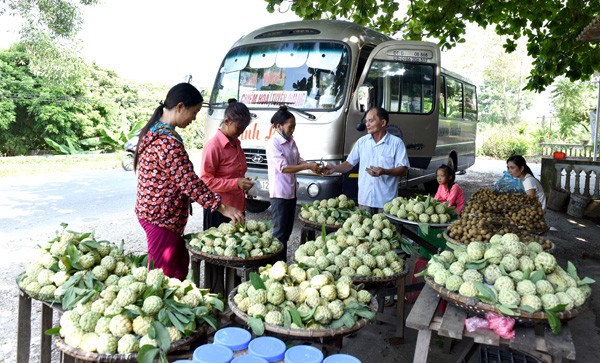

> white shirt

[
  {"left": 523, "top": 174, "right": 546, "bottom": 209},
  {"left": 346, "top": 132, "right": 410, "bottom": 208}
]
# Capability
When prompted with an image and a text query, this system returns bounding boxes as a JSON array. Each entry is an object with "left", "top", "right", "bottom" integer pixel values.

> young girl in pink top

[{"left": 434, "top": 164, "right": 465, "bottom": 213}]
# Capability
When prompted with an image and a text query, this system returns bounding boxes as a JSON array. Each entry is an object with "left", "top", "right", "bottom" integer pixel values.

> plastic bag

[
  {"left": 493, "top": 171, "right": 525, "bottom": 193},
  {"left": 485, "top": 312, "right": 516, "bottom": 340},
  {"left": 465, "top": 317, "right": 489, "bottom": 332}
]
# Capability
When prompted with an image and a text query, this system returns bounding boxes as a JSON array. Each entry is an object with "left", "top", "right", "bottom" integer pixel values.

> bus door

[{"left": 352, "top": 40, "right": 441, "bottom": 171}]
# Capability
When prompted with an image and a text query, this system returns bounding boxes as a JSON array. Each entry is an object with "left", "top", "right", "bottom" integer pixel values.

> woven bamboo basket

[
  {"left": 351, "top": 264, "right": 408, "bottom": 285},
  {"left": 187, "top": 244, "right": 283, "bottom": 268},
  {"left": 383, "top": 212, "right": 453, "bottom": 228},
  {"left": 227, "top": 287, "right": 377, "bottom": 339},
  {"left": 298, "top": 216, "right": 341, "bottom": 231},
  {"left": 54, "top": 325, "right": 207, "bottom": 362},
  {"left": 16, "top": 272, "right": 62, "bottom": 304},
  {"left": 424, "top": 276, "right": 585, "bottom": 325},
  {"left": 442, "top": 231, "right": 555, "bottom": 253}
]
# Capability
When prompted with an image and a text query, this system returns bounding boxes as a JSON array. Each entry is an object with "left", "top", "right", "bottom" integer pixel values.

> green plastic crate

[{"left": 418, "top": 226, "right": 447, "bottom": 259}]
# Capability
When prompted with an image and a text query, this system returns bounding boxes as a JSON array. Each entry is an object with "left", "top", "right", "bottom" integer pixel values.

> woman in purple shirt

[{"left": 266, "top": 106, "right": 321, "bottom": 261}]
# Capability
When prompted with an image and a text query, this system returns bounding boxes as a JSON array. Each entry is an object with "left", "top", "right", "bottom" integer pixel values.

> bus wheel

[{"left": 246, "top": 200, "right": 270, "bottom": 213}]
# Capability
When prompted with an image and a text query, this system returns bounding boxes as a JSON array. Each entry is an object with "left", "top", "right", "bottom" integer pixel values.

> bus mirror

[{"left": 357, "top": 84, "right": 373, "bottom": 112}]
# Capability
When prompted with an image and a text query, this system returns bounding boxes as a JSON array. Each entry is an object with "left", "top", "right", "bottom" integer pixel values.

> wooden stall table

[
  {"left": 227, "top": 288, "right": 378, "bottom": 355},
  {"left": 56, "top": 326, "right": 208, "bottom": 362},
  {"left": 188, "top": 247, "right": 282, "bottom": 299},
  {"left": 298, "top": 216, "right": 339, "bottom": 243},
  {"left": 406, "top": 284, "right": 577, "bottom": 363},
  {"left": 352, "top": 266, "right": 408, "bottom": 343},
  {"left": 16, "top": 276, "right": 63, "bottom": 363}
]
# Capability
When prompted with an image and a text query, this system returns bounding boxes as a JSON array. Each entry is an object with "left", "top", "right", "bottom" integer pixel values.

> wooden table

[
  {"left": 406, "top": 284, "right": 577, "bottom": 363},
  {"left": 189, "top": 251, "right": 281, "bottom": 298},
  {"left": 357, "top": 272, "right": 407, "bottom": 343},
  {"left": 17, "top": 289, "right": 62, "bottom": 363}
]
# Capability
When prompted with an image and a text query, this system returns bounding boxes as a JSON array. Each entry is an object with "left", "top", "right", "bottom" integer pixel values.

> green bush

[{"left": 478, "top": 128, "right": 529, "bottom": 159}]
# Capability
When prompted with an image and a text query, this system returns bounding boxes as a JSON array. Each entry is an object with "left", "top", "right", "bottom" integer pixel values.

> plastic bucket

[
  {"left": 547, "top": 187, "right": 570, "bottom": 211},
  {"left": 566, "top": 194, "right": 591, "bottom": 218}
]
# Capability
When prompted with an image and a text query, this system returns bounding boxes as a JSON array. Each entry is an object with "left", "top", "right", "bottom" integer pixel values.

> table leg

[
  {"left": 41, "top": 303, "right": 53, "bottom": 363},
  {"left": 225, "top": 267, "right": 237, "bottom": 298},
  {"left": 190, "top": 256, "right": 200, "bottom": 286},
  {"left": 17, "top": 292, "right": 31, "bottom": 363},
  {"left": 413, "top": 329, "right": 432, "bottom": 363},
  {"left": 203, "top": 260, "right": 213, "bottom": 292},
  {"left": 61, "top": 352, "right": 75, "bottom": 363},
  {"left": 395, "top": 276, "right": 405, "bottom": 339}
]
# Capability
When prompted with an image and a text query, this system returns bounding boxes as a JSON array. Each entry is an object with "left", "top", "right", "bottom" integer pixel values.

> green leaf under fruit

[
  {"left": 283, "top": 309, "right": 292, "bottom": 328},
  {"left": 138, "top": 345, "right": 160, "bottom": 363},
  {"left": 530, "top": 270, "right": 546, "bottom": 283},
  {"left": 247, "top": 316, "right": 265, "bottom": 336},
  {"left": 567, "top": 261, "right": 578, "bottom": 280},
  {"left": 200, "top": 315, "right": 219, "bottom": 331},
  {"left": 546, "top": 310, "right": 562, "bottom": 334},
  {"left": 465, "top": 261, "right": 487, "bottom": 270},
  {"left": 474, "top": 282, "right": 497, "bottom": 303},
  {"left": 496, "top": 304, "right": 517, "bottom": 316},
  {"left": 519, "top": 305, "right": 536, "bottom": 313},
  {"left": 249, "top": 272, "right": 266, "bottom": 290},
  {"left": 445, "top": 241, "right": 466, "bottom": 252},
  {"left": 288, "top": 308, "right": 304, "bottom": 328},
  {"left": 152, "top": 321, "right": 171, "bottom": 351},
  {"left": 546, "top": 304, "right": 566, "bottom": 313},
  {"left": 45, "top": 327, "right": 61, "bottom": 336},
  {"left": 578, "top": 277, "right": 595, "bottom": 286}
]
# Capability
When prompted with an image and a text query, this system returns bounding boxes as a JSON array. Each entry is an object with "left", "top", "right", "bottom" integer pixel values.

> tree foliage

[
  {"left": 1, "top": 0, "right": 99, "bottom": 82},
  {"left": 0, "top": 42, "right": 167, "bottom": 156},
  {"left": 550, "top": 77, "right": 596, "bottom": 142},
  {"left": 265, "top": 0, "right": 600, "bottom": 92}
]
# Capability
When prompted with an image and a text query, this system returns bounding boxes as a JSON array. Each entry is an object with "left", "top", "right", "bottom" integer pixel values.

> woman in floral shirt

[{"left": 134, "top": 83, "right": 244, "bottom": 279}]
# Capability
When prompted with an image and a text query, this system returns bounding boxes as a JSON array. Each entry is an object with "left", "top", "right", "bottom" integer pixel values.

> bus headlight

[{"left": 307, "top": 183, "right": 320, "bottom": 197}]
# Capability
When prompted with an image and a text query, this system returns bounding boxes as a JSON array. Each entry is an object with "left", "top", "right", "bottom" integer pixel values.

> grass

[
  {"left": 0, "top": 153, "right": 122, "bottom": 177},
  {"left": 0, "top": 149, "right": 205, "bottom": 178}
]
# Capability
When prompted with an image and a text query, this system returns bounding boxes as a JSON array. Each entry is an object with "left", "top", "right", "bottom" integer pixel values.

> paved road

[{"left": 0, "top": 170, "right": 138, "bottom": 240}]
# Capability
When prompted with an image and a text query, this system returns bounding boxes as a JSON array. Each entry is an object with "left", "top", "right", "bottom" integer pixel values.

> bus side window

[
  {"left": 439, "top": 76, "right": 446, "bottom": 117},
  {"left": 464, "top": 84, "right": 477, "bottom": 121},
  {"left": 354, "top": 46, "right": 374, "bottom": 90},
  {"left": 446, "top": 78, "right": 463, "bottom": 118}
]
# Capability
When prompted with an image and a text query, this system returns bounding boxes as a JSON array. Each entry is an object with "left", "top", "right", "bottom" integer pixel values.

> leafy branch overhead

[{"left": 264, "top": 0, "right": 600, "bottom": 92}]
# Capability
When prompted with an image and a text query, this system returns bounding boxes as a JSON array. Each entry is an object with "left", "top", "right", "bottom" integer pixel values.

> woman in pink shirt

[
  {"left": 266, "top": 106, "right": 321, "bottom": 261},
  {"left": 434, "top": 164, "right": 465, "bottom": 213},
  {"left": 201, "top": 100, "right": 253, "bottom": 293}
]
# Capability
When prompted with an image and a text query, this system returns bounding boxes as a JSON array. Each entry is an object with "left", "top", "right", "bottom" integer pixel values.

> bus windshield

[
  {"left": 210, "top": 41, "right": 350, "bottom": 110},
  {"left": 364, "top": 61, "right": 435, "bottom": 114}
]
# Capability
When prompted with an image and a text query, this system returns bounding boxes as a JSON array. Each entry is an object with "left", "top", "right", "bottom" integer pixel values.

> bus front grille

[{"left": 244, "top": 148, "right": 268, "bottom": 169}]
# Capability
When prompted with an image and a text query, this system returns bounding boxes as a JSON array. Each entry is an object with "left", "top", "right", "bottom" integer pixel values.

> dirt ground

[{"left": 2, "top": 160, "right": 599, "bottom": 362}]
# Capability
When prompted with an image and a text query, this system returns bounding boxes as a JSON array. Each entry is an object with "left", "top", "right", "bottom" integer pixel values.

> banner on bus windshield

[{"left": 240, "top": 91, "right": 306, "bottom": 107}]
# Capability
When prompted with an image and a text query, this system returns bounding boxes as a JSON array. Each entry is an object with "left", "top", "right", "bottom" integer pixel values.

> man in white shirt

[{"left": 323, "top": 107, "right": 409, "bottom": 213}]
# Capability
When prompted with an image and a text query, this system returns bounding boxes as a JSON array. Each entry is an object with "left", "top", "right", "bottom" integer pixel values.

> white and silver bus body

[
  {"left": 207, "top": 20, "right": 392, "bottom": 211},
  {"left": 206, "top": 20, "right": 476, "bottom": 212},
  {"left": 356, "top": 42, "right": 477, "bottom": 189}
]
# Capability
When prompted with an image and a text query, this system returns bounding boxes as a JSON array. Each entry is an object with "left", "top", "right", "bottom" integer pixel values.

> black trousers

[{"left": 270, "top": 197, "right": 296, "bottom": 262}]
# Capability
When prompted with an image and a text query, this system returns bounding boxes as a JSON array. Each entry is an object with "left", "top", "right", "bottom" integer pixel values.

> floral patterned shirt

[{"left": 135, "top": 121, "right": 221, "bottom": 234}]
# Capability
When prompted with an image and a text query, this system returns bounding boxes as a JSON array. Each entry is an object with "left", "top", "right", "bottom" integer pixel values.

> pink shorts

[{"left": 138, "top": 218, "right": 189, "bottom": 280}]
